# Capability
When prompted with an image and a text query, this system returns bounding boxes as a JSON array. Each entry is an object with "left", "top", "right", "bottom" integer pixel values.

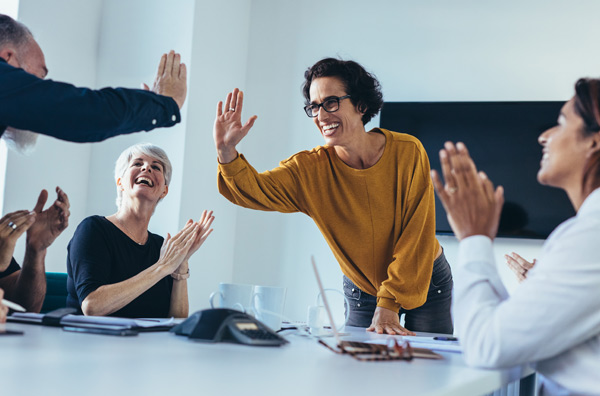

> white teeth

[
  {"left": 135, "top": 177, "right": 154, "bottom": 187},
  {"left": 322, "top": 123, "right": 339, "bottom": 131}
]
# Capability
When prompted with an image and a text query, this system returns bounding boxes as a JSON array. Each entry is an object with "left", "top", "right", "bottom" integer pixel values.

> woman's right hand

[
  {"left": 157, "top": 221, "right": 199, "bottom": 274},
  {"left": 0, "top": 210, "right": 36, "bottom": 272},
  {"left": 213, "top": 88, "right": 258, "bottom": 164},
  {"left": 505, "top": 252, "right": 536, "bottom": 282}
]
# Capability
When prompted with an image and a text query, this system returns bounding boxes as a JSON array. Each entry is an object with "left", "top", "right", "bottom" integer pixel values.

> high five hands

[
  {"left": 214, "top": 88, "right": 258, "bottom": 164},
  {"left": 143, "top": 50, "right": 187, "bottom": 110},
  {"left": 431, "top": 142, "right": 504, "bottom": 241}
]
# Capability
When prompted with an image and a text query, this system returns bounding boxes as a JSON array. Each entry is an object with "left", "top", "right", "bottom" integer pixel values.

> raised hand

[
  {"left": 214, "top": 88, "right": 258, "bottom": 164},
  {"left": 505, "top": 252, "right": 536, "bottom": 282},
  {"left": 431, "top": 142, "right": 504, "bottom": 241},
  {"left": 0, "top": 210, "right": 36, "bottom": 271},
  {"left": 144, "top": 50, "right": 187, "bottom": 109},
  {"left": 26, "top": 187, "right": 70, "bottom": 252}
]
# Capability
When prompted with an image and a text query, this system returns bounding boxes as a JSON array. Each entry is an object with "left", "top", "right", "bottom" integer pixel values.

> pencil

[{"left": 2, "top": 299, "right": 26, "bottom": 312}]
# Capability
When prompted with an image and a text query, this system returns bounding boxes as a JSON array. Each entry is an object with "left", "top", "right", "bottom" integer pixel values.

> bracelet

[{"left": 171, "top": 269, "right": 190, "bottom": 280}]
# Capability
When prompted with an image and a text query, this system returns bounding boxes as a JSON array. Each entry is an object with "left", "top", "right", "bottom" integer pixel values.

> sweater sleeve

[
  {"left": 376, "top": 146, "right": 438, "bottom": 312},
  {"left": 0, "top": 60, "right": 180, "bottom": 142},
  {"left": 217, "top": 154, "right": 306, "bottom": 214}
]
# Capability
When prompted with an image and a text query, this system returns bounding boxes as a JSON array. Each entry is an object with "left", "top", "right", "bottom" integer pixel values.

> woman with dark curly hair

[{"left": 213, "top": 58, "right": 452, "bottom": 335}]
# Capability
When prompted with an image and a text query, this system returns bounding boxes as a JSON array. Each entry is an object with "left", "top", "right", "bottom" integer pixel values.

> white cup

[
  {"left": 307, "top": 305, "right": 327, "bottom": 335},
  {"left": 209, "top": 283, "right": 255, "bottom": 314},
  {"left": 307, "top": 289, "right": 349, "bottom": 335},
  {"left": 251, "top": 286, "right": 287, "bottom": 331}
]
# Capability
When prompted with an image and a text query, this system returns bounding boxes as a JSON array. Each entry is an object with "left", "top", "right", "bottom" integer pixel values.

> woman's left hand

[
  {"left": 181, "top": 210, "right": 215, "bottom": 265},
  {"left": 367, "top": 306, "right": 416, "bottom": 336},
  {"left": 430, "top": 142, "right": 504, "bottom": 241}
]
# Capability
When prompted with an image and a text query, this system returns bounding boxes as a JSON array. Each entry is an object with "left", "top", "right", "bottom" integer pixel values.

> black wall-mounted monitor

[{"left": 380, "top": 101, "right": 575, "bottom": 239}]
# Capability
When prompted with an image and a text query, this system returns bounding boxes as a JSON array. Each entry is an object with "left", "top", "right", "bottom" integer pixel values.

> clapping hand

[
  {"left": 26, "top": 187, "right": 70, "bottom": 252},
  {"left": 143, "top": 50, "right": 187, "bottom": 110},
  {"left": 0, "top": 210, "right": 35, "bottom": 271},
  {"left": 182, "top": 210, "right": 215, "bottom": 264},
  {"left": 214, "top": 88, "right": 258, "bottom": 163},
  {"left": 431, "top": 142, "right": 504, "bottom": 241}
]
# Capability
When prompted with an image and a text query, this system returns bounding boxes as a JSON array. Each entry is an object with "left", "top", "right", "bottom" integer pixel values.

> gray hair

[
  {"left": 0, "top": 14, "right": 33, "bottom": 52},
  {"left": 114, "top": 143, "right": 172, "bottom": 208}
]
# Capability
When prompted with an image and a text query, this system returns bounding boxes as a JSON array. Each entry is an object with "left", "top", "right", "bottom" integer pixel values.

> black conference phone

[{"left": 171, "top": 308, "right": 288, "bottom": 347}]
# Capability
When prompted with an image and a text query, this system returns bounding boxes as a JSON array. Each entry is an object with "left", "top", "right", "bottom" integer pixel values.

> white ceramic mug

[
  {"left": 307, "top": 288, "right": 349, "bottom": 335},
  {"left": 209, "top": 283, "right": 255, "bottom": 313},
  {"left": 251, "top": 285, "right": 287, "bottom": 331}
]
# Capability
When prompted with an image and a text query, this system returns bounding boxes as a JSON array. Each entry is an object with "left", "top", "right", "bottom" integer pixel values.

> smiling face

[
  {"left": 537, "top": 98, "right": 599, "bottom": 195},
  {"left": 309, "top": 76, "right": 365, "bottom": 147},
  {"left": 117, "top": 153, "right": 168, "bottom": 207}
]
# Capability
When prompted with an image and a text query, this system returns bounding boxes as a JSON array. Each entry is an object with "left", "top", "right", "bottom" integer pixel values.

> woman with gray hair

[{"left": 66, "top": 143, "right": 214, "bottom": 318}]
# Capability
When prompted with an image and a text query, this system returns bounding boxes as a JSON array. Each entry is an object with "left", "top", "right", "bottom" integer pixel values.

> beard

[{"left": 2, "top": 127, "right": 39, "bottom": 154}]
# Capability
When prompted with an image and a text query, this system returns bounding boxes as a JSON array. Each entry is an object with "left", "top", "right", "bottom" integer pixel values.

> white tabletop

[{"left": 0, "top": 322, "right": 531, "bottom": 396}]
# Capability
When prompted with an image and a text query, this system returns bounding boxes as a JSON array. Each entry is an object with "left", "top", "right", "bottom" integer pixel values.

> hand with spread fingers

[
  {"left": 26, "top": 187, "right": 70, "bottom": 253},
  {"left": 213, "top": 88, "right": 258, "bottom": 164},
  {"left": 143, "top": 50, "right": 187, "bottom": 110},
  {"left": 505, "top": 252, "right": 536, "bottom": 282},
  {"left": 0, "top": 210, "right": 36, "bottom": 272},
  {"left": 367, "top": 306, "right": 416, "bottom": 336},
  {"left": 430, "top": 142, "right": 504, "bottom": 241}
]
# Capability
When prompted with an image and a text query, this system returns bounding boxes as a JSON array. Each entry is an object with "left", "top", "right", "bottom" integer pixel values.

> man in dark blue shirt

[{"left": 0, "top": 14, "right": 188, "bottom": 317}]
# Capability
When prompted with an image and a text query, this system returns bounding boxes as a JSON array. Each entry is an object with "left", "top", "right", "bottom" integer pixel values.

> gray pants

[{"left": 343, "top": 250, "right": 454, "bottom": 334}]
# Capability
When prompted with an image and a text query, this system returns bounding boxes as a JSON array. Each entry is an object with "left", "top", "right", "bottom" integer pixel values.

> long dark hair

[{"left": 574, "top": 78, "right": 600, "bottom": 195}]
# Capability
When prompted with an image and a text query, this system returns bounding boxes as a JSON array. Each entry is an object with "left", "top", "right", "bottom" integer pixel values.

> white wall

[{"left": 4, "top": 0, "right": 599, "bottom": 321}]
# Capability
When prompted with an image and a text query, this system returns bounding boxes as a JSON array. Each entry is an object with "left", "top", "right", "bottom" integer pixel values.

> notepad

[{"left": 9, "top": 312, "right": 174, "bottom": 330}]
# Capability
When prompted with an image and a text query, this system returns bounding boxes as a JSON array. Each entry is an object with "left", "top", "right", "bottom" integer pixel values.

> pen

[
  {"left": 433, "top": 336, "right": 458, "bottom": 341},
  {"left": 2, "top": 299, "right": 26, "bottom": 312}
]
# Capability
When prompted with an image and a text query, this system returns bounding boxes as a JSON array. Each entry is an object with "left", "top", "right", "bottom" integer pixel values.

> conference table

[{"left": 0, "top": 321, "right": 533, "bottom": 396}]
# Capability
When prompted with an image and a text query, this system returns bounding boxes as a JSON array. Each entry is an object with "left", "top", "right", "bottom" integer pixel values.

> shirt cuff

[
  {"left": 217, "top": 153, "right": 245, "bottom": 176},
  {"left": 457, "top": 235, "right": 494, "bottom": 270},
  {"left": 376, "top": 296, "right": 401, "bottom": 312}
]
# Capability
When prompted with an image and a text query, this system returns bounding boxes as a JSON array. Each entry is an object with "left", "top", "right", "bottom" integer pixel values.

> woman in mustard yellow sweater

[{"left": 213, "top": 58, "right": 452, "bottom": 335}]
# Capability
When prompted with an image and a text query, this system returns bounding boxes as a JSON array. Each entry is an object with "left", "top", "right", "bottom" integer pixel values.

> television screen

[{"left": 379, "top": 101, "right": 575, "bottom": 239}]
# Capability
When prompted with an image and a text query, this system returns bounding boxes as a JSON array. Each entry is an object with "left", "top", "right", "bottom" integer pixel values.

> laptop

[{"left": 311, "top": 256, "right": 442, "bottom": 360}]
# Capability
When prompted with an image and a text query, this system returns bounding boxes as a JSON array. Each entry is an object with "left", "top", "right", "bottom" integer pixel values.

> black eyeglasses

[{"left": 304, "top": 95, "right": 351, "bottom": 118}]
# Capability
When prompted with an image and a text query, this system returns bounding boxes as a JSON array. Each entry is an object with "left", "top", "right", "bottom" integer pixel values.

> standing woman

[
  {"left": 67, "top": 143, "right": 214, "bottom": 318},
  {"left": 214, "top": 58, "right": 452, "bottom": 335},
  {"left": 432, "top": 78, "right": 600, "bottom": 395}
]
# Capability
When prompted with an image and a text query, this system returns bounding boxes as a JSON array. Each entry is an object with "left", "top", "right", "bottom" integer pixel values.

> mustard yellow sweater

[{"left": 218, "top": 128, "right": 440, "bottom": 312}]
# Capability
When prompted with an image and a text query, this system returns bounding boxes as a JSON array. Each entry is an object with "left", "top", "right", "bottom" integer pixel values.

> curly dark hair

[
  {"left": 302, "top": 58, "right": 383, "bottom": 125},
  {"left": 574, "top": 78, "right": 600, "bottom": 195}
]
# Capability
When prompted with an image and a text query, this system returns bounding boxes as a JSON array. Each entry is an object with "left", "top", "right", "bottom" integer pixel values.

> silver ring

[
  {"left": 229, "top": 107, "right": 235, "bottom": 112},
  {"left": 447, "top": 187, "right": 458, "bottom": 194},
  {"left": 7, "top": 221, "right": 17, "bottom": 230}
]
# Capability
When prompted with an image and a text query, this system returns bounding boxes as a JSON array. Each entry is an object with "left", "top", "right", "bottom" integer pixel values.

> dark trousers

[{"left": 343, "top": 250, "right": 454, "bottom": 334}]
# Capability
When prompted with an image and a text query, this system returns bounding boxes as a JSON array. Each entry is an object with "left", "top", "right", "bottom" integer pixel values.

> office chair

[{"left": 40, "top": 272, "right": 68, "bottom": 313}]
